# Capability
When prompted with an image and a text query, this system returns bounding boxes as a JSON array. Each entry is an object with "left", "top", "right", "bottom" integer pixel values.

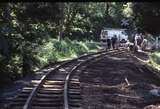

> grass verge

[
  {"left": 36, "top": 38, "right": 101, "bottom": 70},
  {"left": 148, "top": 52, "right": 160, "bottom": 71}
]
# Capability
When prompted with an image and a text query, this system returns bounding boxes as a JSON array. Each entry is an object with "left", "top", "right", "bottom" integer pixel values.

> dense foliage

[
  {"left": 0, "top": 2, "right": 160, "bottom": 86},
  {"left": 132, "top": 2, "right": 160, "bottom": 35},
  {"left": 150, "top": 52, "right": 160, "bottom": 64}
]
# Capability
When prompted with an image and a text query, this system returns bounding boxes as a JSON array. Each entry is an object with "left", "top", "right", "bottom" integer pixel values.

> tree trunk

[
  {"left": 105, "top": 2, "right": 110, "bottom": 16},
  {"left": 58, "top": 3, "right": 65, "bottom": 41}
]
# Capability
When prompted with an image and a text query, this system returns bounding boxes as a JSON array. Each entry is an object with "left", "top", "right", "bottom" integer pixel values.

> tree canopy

[
  {"left": 0, "top": 2, "right": 159, "bottom": 86},
  {"left": 132, "top": 2, "right": 160, "bottom": 35}
]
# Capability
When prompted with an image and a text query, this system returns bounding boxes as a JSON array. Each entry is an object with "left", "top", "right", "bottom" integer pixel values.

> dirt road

[{"left": 80, "top": 51, "right": 160, "bottom": 109}]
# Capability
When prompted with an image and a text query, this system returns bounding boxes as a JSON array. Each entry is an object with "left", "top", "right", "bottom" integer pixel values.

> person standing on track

[
  {"left": 111, "top": 35, "right": 118, "bottom": 49},
  {"left": 141, "top": 33, "right": 147, "bottom": 51},
  {"left": 106, "top": 35, "right": 111, "bottom": 49},
  {"left": 134, "top": 32, "right": 143, "bottom": 52}
]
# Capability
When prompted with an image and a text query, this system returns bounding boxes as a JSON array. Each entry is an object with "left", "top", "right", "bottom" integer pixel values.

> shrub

[
  {"left": 0, "top": 38, "right": 100, "bottom": 86},
  {"left": 150, "top": 52, "right": 160, "bottom": 65}
]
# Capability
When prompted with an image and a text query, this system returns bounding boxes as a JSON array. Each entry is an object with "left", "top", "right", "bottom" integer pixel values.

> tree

[
  {"left": 132, "top": 2, "right": 160, "bottom": 35},
  {"left": 0, "top": 3, "right": 62, "bottom": 84}
]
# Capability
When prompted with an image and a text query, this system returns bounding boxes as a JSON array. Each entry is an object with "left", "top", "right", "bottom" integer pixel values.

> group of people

[
  {"left": 129, "top": 32, "right": 148, "bottom": 52},
  {"left": 106, "top": 35, "right": 118, "bottom": 50},
  {"left": 100, "top": 29, "right": 148, "bottom": 52},
  {"left": 104, "top": 35, "right": 127, "bottom": 50}
]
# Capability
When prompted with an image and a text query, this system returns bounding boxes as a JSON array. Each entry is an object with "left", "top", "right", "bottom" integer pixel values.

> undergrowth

[
  {"left": 0, "top": 38, "right": 100, "bottom": 86},
  {"left": 149, "top": 52, "right": 160, "bottom": 70},
  {"left": 36, "top": 38, "right": 100, "bottom": 70}
]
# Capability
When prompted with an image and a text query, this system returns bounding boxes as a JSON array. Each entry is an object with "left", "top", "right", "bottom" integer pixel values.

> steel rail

[
  {"left": 23, "top": 49, "right": 108, "bottom": 109},
  {"left": 23, "top": 48, "right": 126, "bottom": 109},
  {"left": 64, "top": 48, "right": 127, "bottom": 109}
]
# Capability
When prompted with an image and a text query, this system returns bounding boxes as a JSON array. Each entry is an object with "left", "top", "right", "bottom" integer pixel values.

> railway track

[{"left": 6, "top": 48, "right": 127, "bottom": 109}]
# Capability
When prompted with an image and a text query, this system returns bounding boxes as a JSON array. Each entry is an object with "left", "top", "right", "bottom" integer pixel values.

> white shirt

[{"left": 135, "top": 34, "right": 141, "bottom": 40}]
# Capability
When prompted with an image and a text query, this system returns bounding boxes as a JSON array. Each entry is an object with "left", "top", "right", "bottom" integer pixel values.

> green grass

[
  {"left": 150, "top": 52, "right": 160, "bottom": 64},
  {"left": 36, "top": 38, "right": 100, "bottom": 70},
  {"left": 149, "top": 52, "right": 160, "bottom": 70},
  {"left": 0, "top": 38, "right": 100, "bottom": 86}
]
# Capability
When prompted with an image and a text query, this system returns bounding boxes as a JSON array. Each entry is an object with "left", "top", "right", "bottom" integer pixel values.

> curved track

[{"left": 6, "top": 48, "right": 127, "bottom": 109}]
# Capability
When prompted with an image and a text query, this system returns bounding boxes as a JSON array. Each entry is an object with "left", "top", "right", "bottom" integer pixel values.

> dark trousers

[
  {"left": 112, "top": 41, "right": 116, "bottom": 49},
  {"left": 107, "top": 39, "right": 111, "bottom": 49}
]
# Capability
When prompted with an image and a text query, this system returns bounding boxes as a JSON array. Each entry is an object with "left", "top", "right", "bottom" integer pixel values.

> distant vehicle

[{"left": 100, "top": 28, "right": 128, "bottom": 49}]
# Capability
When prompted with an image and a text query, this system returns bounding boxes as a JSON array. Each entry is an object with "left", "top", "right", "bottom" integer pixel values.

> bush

[
  {"left": 37, "top": 38, "right": 100, "bottom": 63},
  {"left": 150, "top": 52, "right": 160, "bottom": 65},
  {"left": 0, "top": 38, "right": 100, "bottom": 86}
]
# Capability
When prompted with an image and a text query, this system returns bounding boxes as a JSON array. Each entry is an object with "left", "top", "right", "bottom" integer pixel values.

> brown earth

[{"left": 80, "top": 51, "right": 160, "bottom": 109}]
